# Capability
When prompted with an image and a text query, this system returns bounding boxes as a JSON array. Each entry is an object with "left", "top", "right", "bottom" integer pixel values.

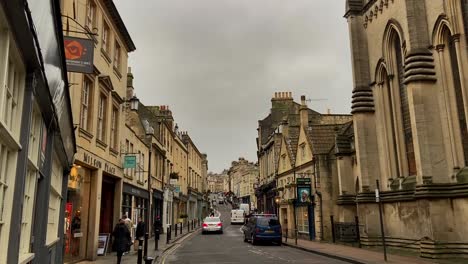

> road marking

[{"left": 160, "top": 229, "right": 201, "bottom": 264}]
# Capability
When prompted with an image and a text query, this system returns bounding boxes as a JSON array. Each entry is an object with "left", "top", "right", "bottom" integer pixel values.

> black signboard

[
  {"left": 296, "top": 178, "right": 311, "bottom": 184},
  {"left": 64, "top": 36, "right": 94, "bottom": 73}
]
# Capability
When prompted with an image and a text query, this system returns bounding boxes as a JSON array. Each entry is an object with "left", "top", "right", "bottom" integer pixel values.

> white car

[
  {"left": 230, "top": 209, "right": 245, "bottom": 224},
  {"left": 202, "top": 217, "right": 223, "bottom": 234}
]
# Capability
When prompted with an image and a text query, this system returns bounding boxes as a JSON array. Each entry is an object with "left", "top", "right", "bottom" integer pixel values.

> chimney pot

[
  {"left": 327, "top": 108, "right": 331, "bottom": 114},
  {"left": 274, "top": 92, "right": 278, "bottom": 98}
]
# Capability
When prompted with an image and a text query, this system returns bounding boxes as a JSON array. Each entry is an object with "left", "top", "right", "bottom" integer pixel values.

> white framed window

[
  {"left": 110, "top": 105, "right": 118, "bottom": 149},
  {"left": 114, "top": 41, "right": 121, "bottom": 71},
  {"left": 296, "top": 206, "right": 309, "bottom": 233},
  {"left": 80, "top": 77, "right": 93, "bottom": 131},
  {"left": 97, "top": 92, "right": 107, "bottom": 142},
  {"left": 46, "top": 152, "right": 63, "bottom": 245},
  {"left": 102, "top": 21, "right": 110, "bottom": 54},
  {"left": 19, "top": 104, "right": 42, "bottom": 259},
  {"left": 86, "top": 0, "right": 97, "bottom": 29}
]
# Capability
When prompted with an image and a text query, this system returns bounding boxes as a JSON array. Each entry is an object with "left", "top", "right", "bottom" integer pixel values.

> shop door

[
  {"left": 308, "top": 205, "right": 315, "bottom": 240},
  {"left": 99, "top": 178, "right": 115, "bottom": 234}
]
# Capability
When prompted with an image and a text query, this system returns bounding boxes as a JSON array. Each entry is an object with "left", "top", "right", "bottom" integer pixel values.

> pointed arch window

[
  {"left": 394, "top": 36, "right": 417, "bottom": 176},
  {"left": 436, "top": 24, "right": 468, "bottom": 167}
]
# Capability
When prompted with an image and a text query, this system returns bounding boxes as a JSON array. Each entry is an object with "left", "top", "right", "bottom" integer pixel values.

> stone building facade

[
  {"left": 0, "top": 1, "right": 76, "bottom": 263},
  {"left": 344, "top": 0, "right": 468, "bottom": 258}
]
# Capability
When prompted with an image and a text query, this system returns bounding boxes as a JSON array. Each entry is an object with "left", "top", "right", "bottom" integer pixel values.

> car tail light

[
  {"left": 217, "top": 223, "right": 222, "bottom": 227},
  {"left": 203, "top": 223, "right": 208, "bottom": 227}
]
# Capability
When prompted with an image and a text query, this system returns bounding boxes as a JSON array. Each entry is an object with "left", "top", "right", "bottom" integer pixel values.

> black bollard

[
  {"left": 166, "top": 227, "right": 170, "bottom": 244},
  {"left": 192, "top": 220, "right": 195, "bottom": 230},
  {"left": 175, "top": 223, "right": 178, "bottom": 237},
  {"left": 144, "top": 233, "right": 149, "bottom": 259},
  {"left": 180, "top": 223, "right": 182, "bottom": 234},
  {"left": 155, "top": 228, "right": 159, "bottom": 251},
  {"left": 137, "top": 237, "right": 144, "bottom": 264},
  {"left": 187, "top": 221, "right": 190, "bottom": 232}
]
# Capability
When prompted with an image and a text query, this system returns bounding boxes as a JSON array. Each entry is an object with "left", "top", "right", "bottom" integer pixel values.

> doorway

[{"left": 99, "top": 176, "right": 115, "bottom": 234}]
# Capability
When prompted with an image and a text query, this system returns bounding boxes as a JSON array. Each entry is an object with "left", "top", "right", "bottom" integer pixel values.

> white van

[
  {"left": 239, "top": 203, "right": 250, "bottom": 214},
  {"left": 230, "top": 209, "right": 245, "bottom": 224}
]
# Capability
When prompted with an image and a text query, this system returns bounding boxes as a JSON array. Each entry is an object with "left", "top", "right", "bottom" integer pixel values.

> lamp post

[
  {"left": 144, "top": 121, "right": 154, "bottom": 260},
  {"left": 274, "top": 196, "right": 280, "bottom": 217}
]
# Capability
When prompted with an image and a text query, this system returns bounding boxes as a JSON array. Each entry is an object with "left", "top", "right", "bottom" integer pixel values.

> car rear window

[
  {"left": 205, "top": 217, "right": 220, "bottom": 222},
  {"left": 256, "top": 217, "right": 279, "bottom": 226}
]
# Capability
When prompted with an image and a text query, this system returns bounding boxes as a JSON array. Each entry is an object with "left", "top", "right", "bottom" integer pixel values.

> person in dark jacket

[
  {"left": 113, "top": 219, "right": 131, "bottom": 264},
  {"left": 153, "top": 215, "right": 161, "bottom": 238},
  {"left": 134, "top": 216, "right": 146, "bottom": 251}
]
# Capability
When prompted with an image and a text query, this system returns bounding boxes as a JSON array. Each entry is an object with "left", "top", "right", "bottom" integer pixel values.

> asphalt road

[{"left": 163, "top": 203, "right": 348, "bottom": 264}]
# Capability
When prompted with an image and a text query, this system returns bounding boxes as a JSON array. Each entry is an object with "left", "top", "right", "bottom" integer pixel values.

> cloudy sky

[{"left": 114, "top": 0, "right": 353, "bottom": 173}]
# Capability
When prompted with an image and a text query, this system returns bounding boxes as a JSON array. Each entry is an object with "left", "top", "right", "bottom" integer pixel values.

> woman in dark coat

[{"left": 113, "top": 219, "right": 131, "bottom": 264}]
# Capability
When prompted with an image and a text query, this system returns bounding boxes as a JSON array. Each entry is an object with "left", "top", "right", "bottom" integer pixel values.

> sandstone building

[{"left": 344, "top": 0, "right": 468, "bottom": 258}]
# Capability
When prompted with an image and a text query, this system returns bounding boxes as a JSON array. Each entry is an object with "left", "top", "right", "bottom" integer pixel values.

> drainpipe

[{"left": 314, "top": 158, "right": 324, "bottom": 240}]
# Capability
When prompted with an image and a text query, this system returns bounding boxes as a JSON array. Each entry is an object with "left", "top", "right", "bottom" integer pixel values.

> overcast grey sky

[{"left": 114, "top": 0, "right": 352, "bottom": 173}]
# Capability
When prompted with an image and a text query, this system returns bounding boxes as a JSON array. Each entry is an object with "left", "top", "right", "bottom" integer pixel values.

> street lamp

[
  {"left": 274, "top": 196, "right": 280, "bottom": 217},
  {"left": 129, "top": 95, "right": 140, "bottom": 111}
]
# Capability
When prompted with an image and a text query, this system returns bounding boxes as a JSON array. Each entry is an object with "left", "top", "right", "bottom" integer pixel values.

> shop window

[
  {"left": 296, "top": 206, "right": 309, "bottom": 233},
  {"left": 47, "top": 152, "right": 63, "bottom": 245},
  {"left": 122, "top": 194, "right": 132, "bottom": 219},
  {"left": 96, "top": 92, "right": 107, "bottom": 142}
]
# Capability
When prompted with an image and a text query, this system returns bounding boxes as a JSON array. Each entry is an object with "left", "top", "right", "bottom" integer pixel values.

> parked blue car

[{"left": 243, "top": 214, "right": 282, "bottom": 245}]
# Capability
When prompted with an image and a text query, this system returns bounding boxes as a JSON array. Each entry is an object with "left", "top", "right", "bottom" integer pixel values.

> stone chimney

[
  {"left": 300, "top": 95, "right": 308, "bottom": 128},
  {"left": 127, "top": 67, "right": 134, "bottom": 99},
  {"left": 271, "top": 91, "right": 294, "bottom": 112}
]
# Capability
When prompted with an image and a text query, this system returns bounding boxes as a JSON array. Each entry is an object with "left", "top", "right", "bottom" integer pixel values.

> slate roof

[
  {"left": 103, "top": 0, "right": 136, "bottom": 51},
  {"left": 284, "top": 126, "right": 300, "bottom": 164},
  {"left": 335, "top": 121, "right": 354, "bottom": 155},
  {"left": 307, "top": 124, "right": 344, "bottom": 155}
]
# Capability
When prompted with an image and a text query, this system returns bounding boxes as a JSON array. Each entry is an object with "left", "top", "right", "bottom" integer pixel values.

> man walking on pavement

[{"left": 135, "top": 216, "right": 146, "bottom": 251}]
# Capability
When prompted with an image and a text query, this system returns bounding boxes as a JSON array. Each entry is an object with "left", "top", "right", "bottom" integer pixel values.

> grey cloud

[{"left": 114, "top": 0, "right": 352, "bottom": 172}]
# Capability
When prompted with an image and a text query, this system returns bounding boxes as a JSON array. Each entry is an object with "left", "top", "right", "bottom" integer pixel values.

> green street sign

[
  {"left": 124, "top": 155, "right": 137, "bottom": 168},
  {"left": 296, "top": 178, "right": 311, "bottom": 184}
]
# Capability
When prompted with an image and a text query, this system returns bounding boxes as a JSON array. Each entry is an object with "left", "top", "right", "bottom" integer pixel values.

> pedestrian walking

[
  {"left": 112, "top": 219, "right": 131, "bottom": 264},
  {"left": 134, "top": 216, "right": 146, "bottom": 251},
  {"left": 153, "top": 215, "right": 161, "bottom": 237},
  {"left": 122, "top": 214, "right": 133, "bottom": 253}
]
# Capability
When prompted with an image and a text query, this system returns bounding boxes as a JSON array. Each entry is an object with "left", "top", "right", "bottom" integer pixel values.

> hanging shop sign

[
  {"left": 64, "top": 36, "right": 94, "bottom": 73},
  {"left": 296, "top": 184, "right": 312, "bottom": 204},
  {"left": 124, "top": 155, "right": 137, "bottom": 169},
  {"left": 123, "top": 183, "right": 149, "bottom": 199},
  {"left": 296, "top": 177, "right": 311, "bottom": 184}
]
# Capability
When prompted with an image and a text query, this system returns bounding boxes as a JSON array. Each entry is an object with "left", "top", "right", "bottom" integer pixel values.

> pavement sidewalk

[
  {"left": 282, "top": 237, "right": 436, "bottom": 264},
  {"left": 77, "top": 224, "right": 201, "bottom": 264}
]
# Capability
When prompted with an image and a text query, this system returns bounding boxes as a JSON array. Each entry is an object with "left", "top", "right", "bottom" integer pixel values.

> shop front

[
  {"left": 122, "top": 183, "right": 150, "bottom": 228},
  {"left": 153, "top": 189, "right": 164, "bottom": 233},
  {"left": 64, "top": 165, "right": 93, "bottom": 263}
]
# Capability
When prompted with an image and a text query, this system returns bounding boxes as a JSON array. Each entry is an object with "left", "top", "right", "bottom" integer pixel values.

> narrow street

[{"left": 162, "top": 203, "right": 348, "bottom": 264}]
